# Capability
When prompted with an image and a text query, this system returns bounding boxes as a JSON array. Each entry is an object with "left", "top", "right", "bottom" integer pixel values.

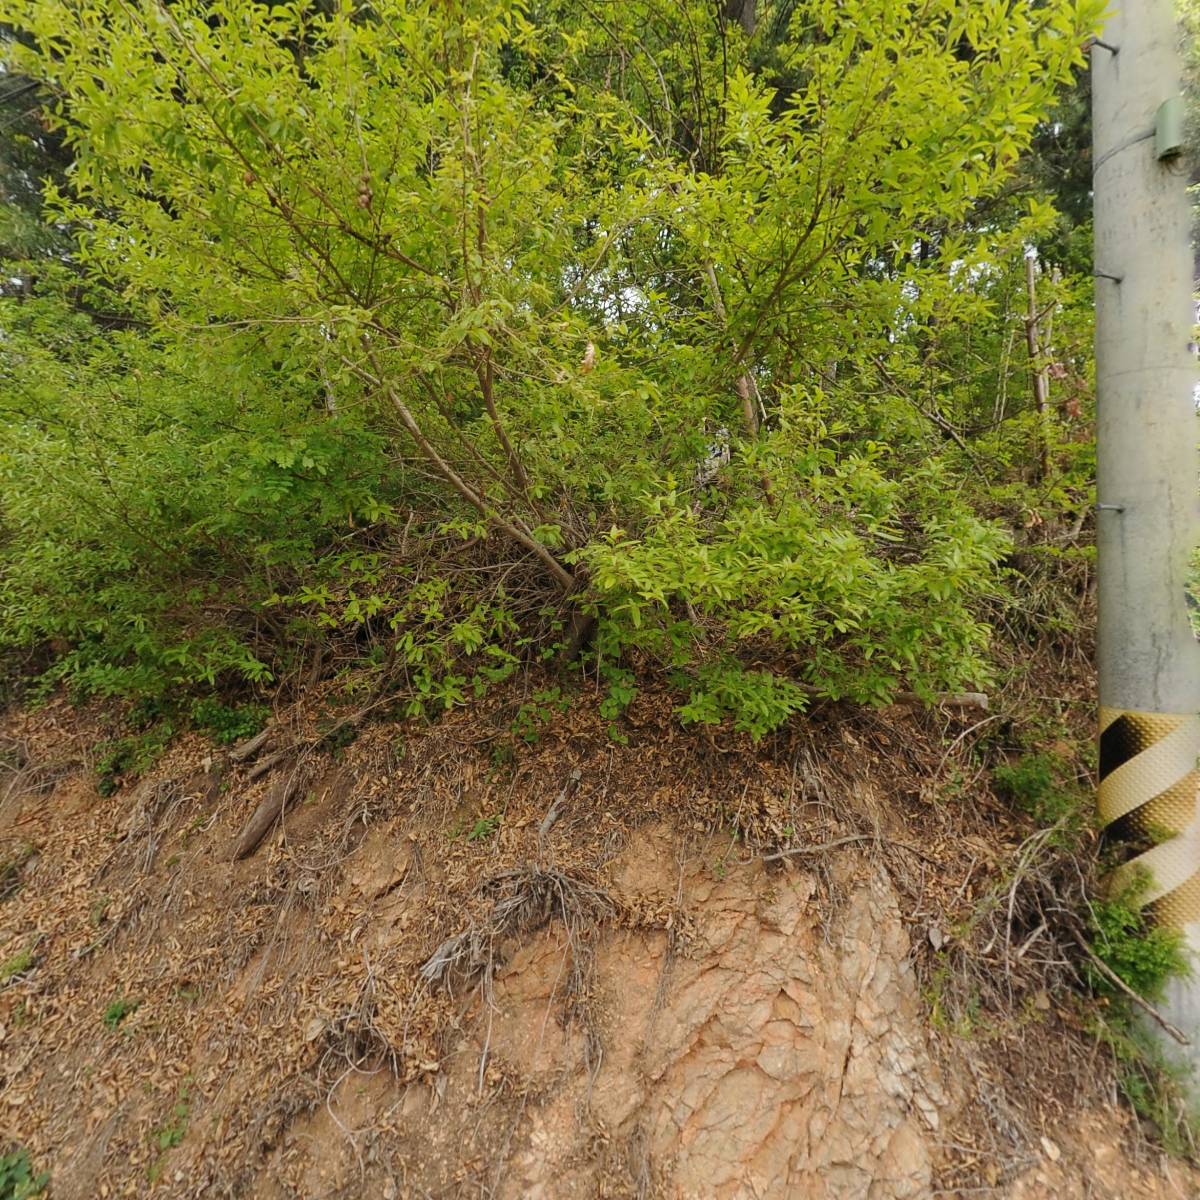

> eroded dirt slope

[{"left": 1, "top": 691, "right": 1196, "bottom": 1199}]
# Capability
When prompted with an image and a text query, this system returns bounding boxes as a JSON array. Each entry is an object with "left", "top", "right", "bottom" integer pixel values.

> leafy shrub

[
  {"left": 0, "top": 0, "right": 1101, "bottom": 734},
  {"left": 1087, "top": 874, "right": 1191, "bottom": 1003},
  {"left": 190, "top": 698, "right": 268, "bottom": 746},
  {"left": 993, "top": 753, "right": 1082, "bottom": 828},
  {"left": 0, "top": 1149, "right": 48, "bottom": 1200},
  {"left": 95, "top": 727, "right": 174, "bottom": 797}
]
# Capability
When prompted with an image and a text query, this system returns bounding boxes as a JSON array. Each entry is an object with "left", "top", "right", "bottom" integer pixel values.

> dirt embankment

[{"left": 0, "top": 690, "right": 1196, "bottom": 1199}]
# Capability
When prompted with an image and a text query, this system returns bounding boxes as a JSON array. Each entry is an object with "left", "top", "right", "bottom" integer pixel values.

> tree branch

[{"left": 351, "top": 347, "right": 576, "bottom": 593}]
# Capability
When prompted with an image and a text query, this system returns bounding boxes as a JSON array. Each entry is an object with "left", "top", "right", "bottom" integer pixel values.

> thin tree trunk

[
  {"left": 1024, "top": 253, "right": 1051, "bottom": 480},
  {"left": 725, "top": 0, "right": 757, "bottom": 36},
  {"left": 704, "top": 263, "right": 760, "bottom": 438}
]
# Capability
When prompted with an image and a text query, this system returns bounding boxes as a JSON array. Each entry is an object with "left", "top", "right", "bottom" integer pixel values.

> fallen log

[
  {"left": 246, "top": 748, "right": 291, "bottom": 782},
  {"left": 892, "top": 690, "right": 989, "bottom": 712},
  {"left": 232, "top": 770, "right": 305, "bottom": 860},
  {"left": 228, "top": 724, "right": 275, "bottom": 763},
  {"left": 795, "top": 685, "right": 989, "bottom": 712}
]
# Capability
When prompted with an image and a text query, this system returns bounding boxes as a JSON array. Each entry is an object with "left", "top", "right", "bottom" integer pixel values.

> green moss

[{"left": 0, "top": 948, "right": 34, "bottom": 981}]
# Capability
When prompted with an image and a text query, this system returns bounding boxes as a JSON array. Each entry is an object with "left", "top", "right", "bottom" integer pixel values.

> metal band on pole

[{"left": 1099, "top": 706, "right": 1200, "bottom": 921}]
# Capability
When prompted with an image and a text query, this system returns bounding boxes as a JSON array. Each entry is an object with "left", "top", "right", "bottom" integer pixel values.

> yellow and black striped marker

[{"left": 1099, "top": 707, "right": 1200, "bottom": 927}]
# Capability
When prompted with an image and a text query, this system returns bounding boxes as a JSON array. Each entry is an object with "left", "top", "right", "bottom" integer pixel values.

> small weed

[
  {"left": 1092, "top": 1011, "right": 1200, "bottom": 1157},
  {"left": 925, "top": 960, "right": 987, "bottom": 1039},
  {"left": 466, "top": 814, "right": 501, "bottom": 843},
  {"left": 153, "top": 1078, "right": 191, "bottom": 1153},
  {"left": 0, "top": 1147, "right": 48, "bottom": 1199},
  {"left": 103, "top": 996, "right": 140, "bottom": 1030},
  {"left": 510, "top": 687, "right": 570, "bottom": 744},
  {"left": 1, "top": 948, "right": 34, "bottom": 982}
]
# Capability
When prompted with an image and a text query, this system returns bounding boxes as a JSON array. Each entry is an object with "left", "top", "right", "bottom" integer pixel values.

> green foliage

[
  {"left": 993, "top": 753, "right": 1083, "bottom": 829},
  {"left": 466, "top": 814, "right": 502, "bottom": 843},
  {"left": 0, "top": 0, "right": 1103, "bottom": 733},
  {"left": 95, "top": 726, "right": 174, "bottom": 797},
  {"left": 675, "top": 662, "right": 809, "bottom": 740},
  {"left": 0, "top": 1149, "right": 48, "bottom": 1200},
  {"left": 190, "top": 698, "right": 268, "bottom": 746},
  {"left": 0, "top": 948, "right": 34, "bottom": 982},
  {"left": 1086, "top": 875, "right": 1191, "bottom": 1003},
  {"left": 102, "top": 996, "right": 140, "bottom": 1030}
]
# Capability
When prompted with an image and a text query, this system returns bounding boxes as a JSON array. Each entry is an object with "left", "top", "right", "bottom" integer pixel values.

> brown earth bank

[{"left": 1, "top": 684, "right": 1198, "bottom": 1199}]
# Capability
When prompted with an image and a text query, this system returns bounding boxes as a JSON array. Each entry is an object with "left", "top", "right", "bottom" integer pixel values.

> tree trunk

[{"left": 1023, "top": 253, "right": 1050, "bottom": 480}]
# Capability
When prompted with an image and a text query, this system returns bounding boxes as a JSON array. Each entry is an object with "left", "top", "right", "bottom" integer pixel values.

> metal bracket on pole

[
  {"left": 1094, "top": 271, "right": 1123, "bottom": 283},
  {"left": 1088, "top": 37, "right": 1119, "bottom": 55}
]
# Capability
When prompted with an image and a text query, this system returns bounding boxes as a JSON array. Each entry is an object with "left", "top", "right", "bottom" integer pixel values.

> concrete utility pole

[{"left": 1092, "top": 2, "right": 1200, "bottom": 1075}]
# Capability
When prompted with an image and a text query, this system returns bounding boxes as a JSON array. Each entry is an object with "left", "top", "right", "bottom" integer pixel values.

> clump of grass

[
  {"left": 1091, "top": 1012, "right": 1200, "bottom": 1159},
  {"left": 0, "top": 948, "right": 34, "bottom": 983},
  {"left": 102, "top": 996, "right": 140, "bottom": 1030}
]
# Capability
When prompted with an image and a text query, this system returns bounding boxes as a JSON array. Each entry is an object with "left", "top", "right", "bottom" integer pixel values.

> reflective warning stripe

[{"left": 1099, "top": 706, "right": 1200, "bottom": 923}]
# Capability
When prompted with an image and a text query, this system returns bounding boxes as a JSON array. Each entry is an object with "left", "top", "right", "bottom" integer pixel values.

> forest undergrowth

[{"left": 1, "top": 0, "right": 1198, "bottom": 1183}]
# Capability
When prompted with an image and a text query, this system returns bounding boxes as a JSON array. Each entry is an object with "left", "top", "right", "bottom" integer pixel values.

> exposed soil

[{"left": 1, "top": 684, "right": 1197, "bottom": 1198}]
